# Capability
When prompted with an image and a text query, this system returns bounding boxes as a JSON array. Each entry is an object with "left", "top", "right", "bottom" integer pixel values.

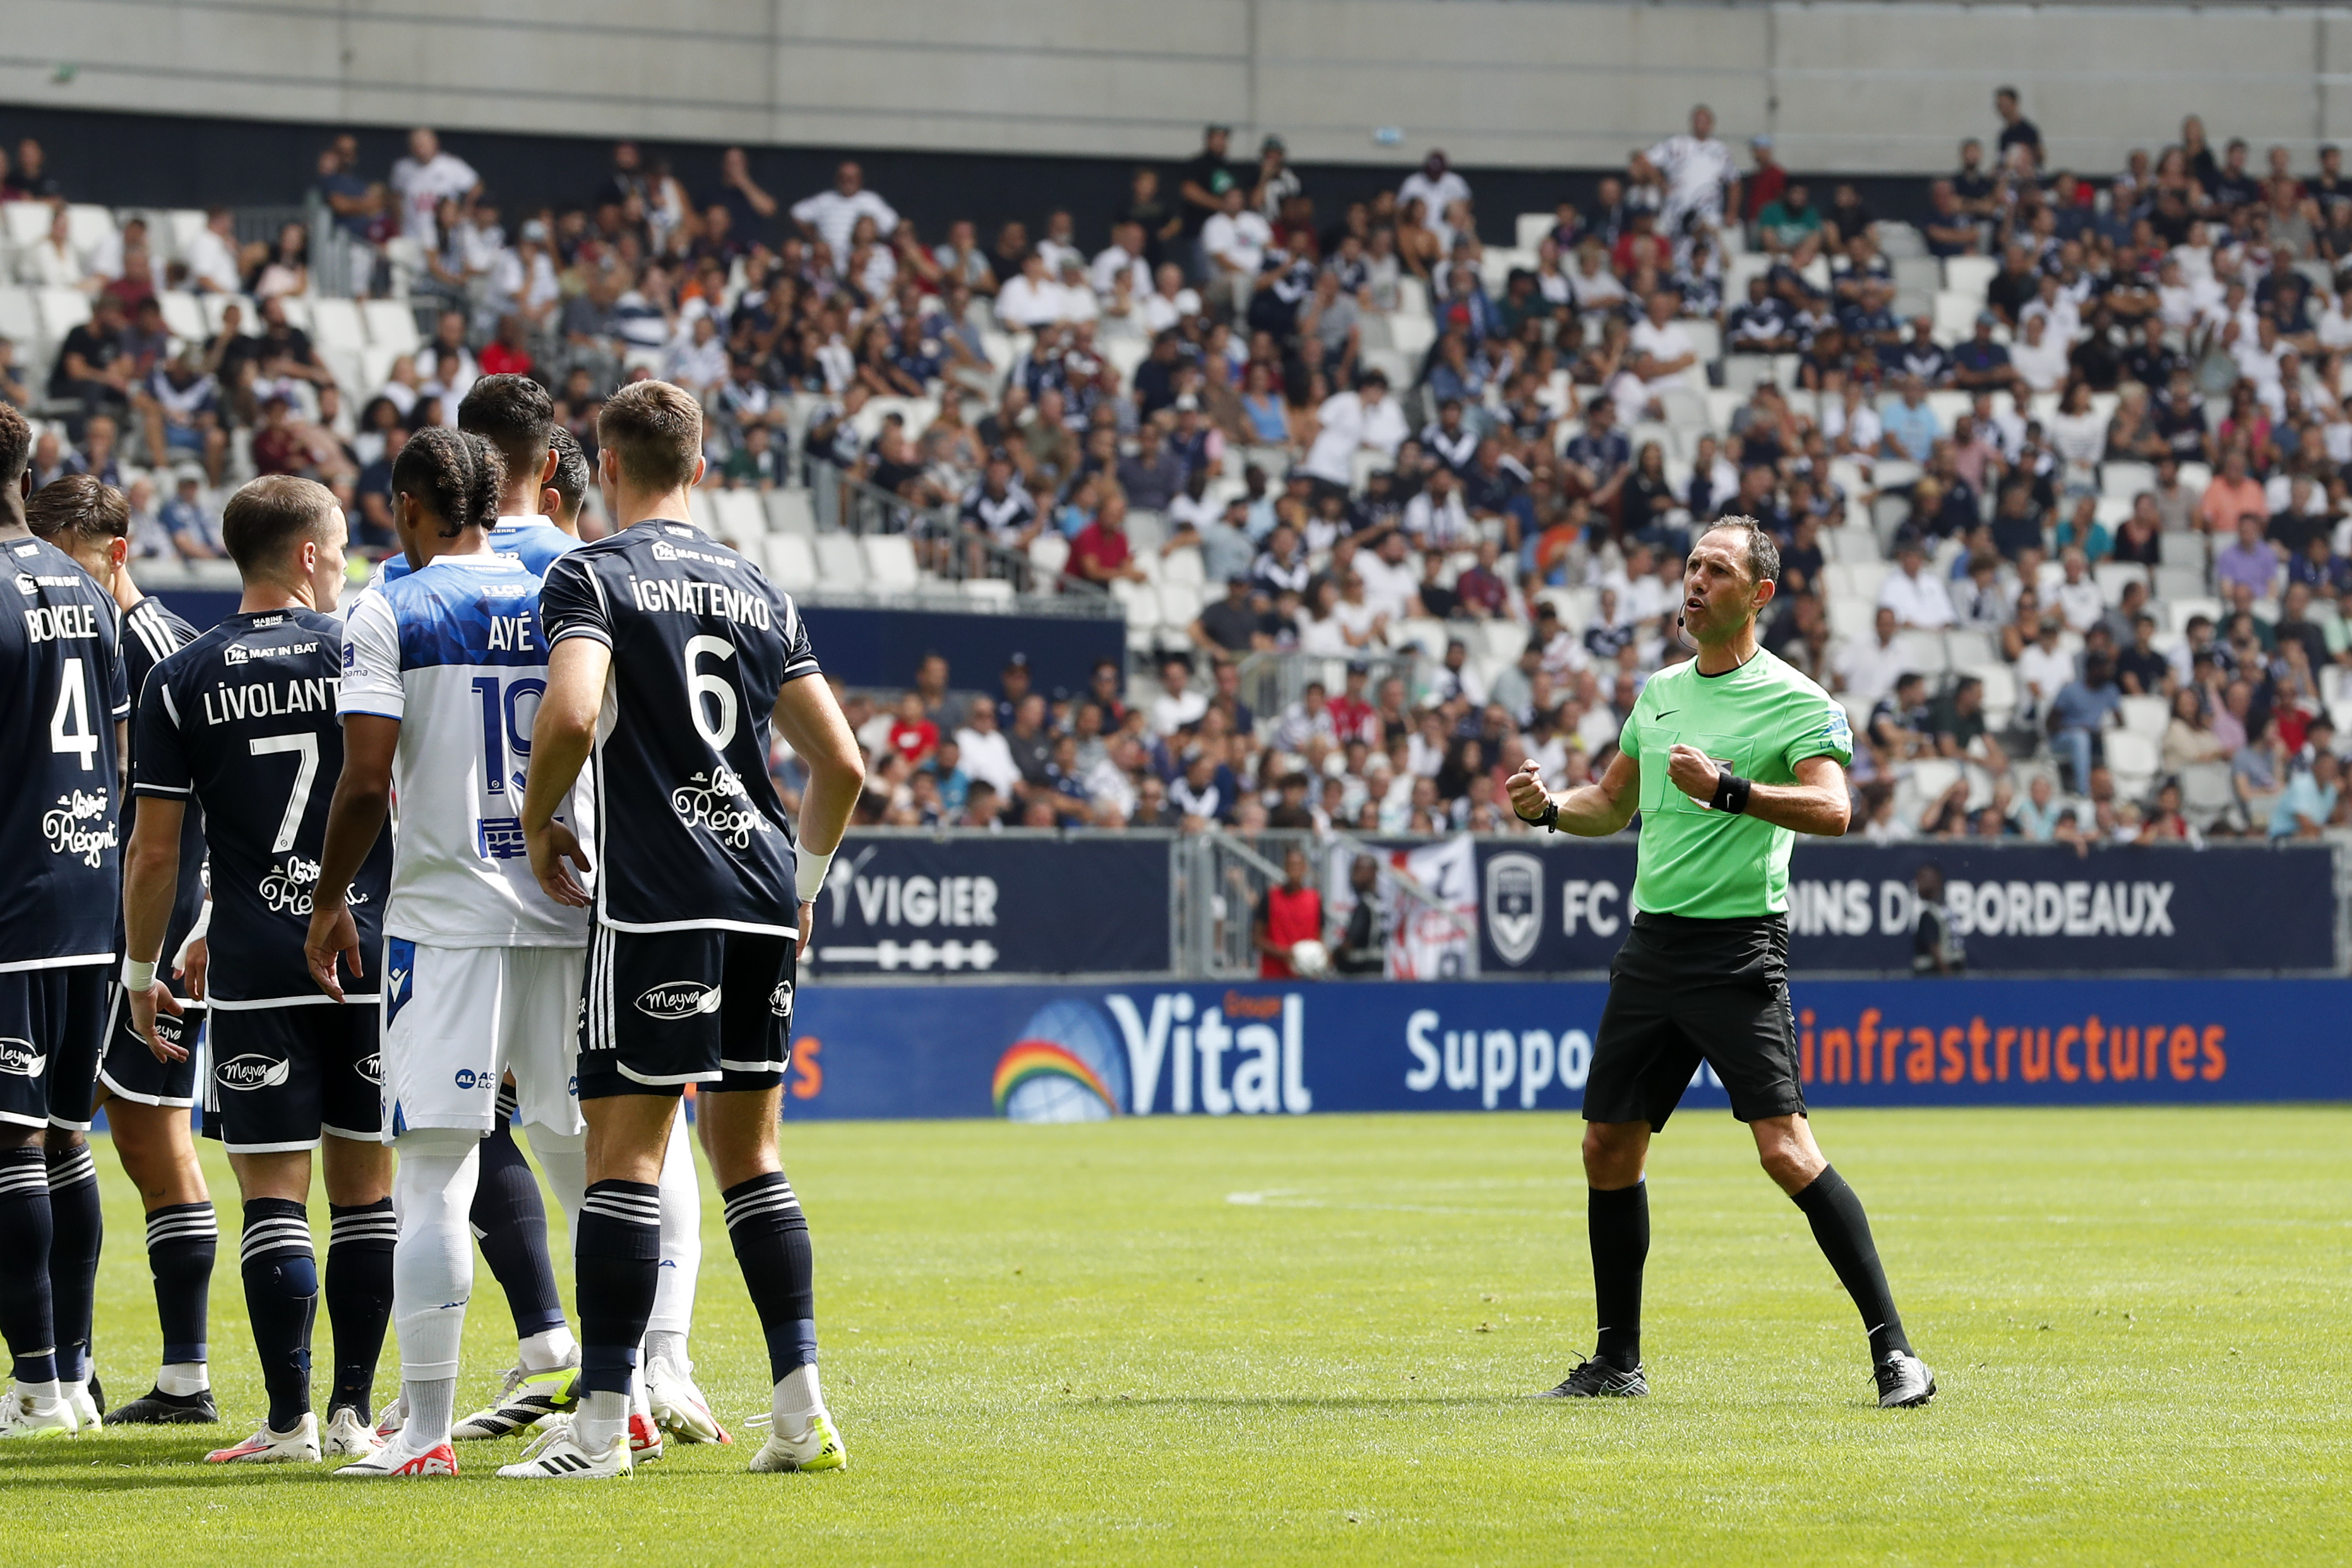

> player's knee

[
  {"left": 1755, "top": 1137, "right": 1812, "bottom": 1189},
  {"left": 393, "top": 1127, "right": 479, "bottom": 1159},
  {"left": 1581, "top": 1123, "right": 1644, "bottom": 1185}
]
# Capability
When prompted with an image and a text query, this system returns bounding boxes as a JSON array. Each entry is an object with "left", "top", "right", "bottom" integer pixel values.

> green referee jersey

[{"left": 1620, "top": 648, "right": 1853, "bottom": 919}]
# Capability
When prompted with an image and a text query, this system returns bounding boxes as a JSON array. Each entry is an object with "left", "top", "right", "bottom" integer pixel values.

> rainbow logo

[{"left": 991, "top": 1001, "right": 1129, "bottom": 1122}]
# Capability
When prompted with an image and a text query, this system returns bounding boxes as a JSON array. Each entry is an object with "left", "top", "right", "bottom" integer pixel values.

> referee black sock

[
  {"left": 44, "top": 1143, "right": 102, "bottom": 1386},
  {"left": 722, "top": 1172, "right": 818, "bottom": 1381},
  {"left": 0, "top": 1147, "right": 57, "bottom": 1387},
  {"left": 575, "top": 1179, "right": 662, "bottom": 1397},
  {"left": 145, "top": 1201, "right": 218, "bottom": 1371},
  {"left": 325, "top": 1199, "right": 397, "bottom": 1420},
  {"left": 1587, "top": 1182, "right": 1649, "bottom": 1372},
  {"left": 1790, "top": 1166, "right": 1913, "bottom": 1361},
  {"left": 239, "top": 1198, "right": 319, "bottom": 1430},
  {"left": 472, "top": 1111, "right": 567, "bottom": 1339}
]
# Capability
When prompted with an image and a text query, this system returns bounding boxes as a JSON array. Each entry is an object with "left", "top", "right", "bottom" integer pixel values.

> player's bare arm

[
  {"left": 120, "top": 795, "right": 189, "bottom": 1062},
  {"left": 305, "top": 713, "right": 401, "bottom": 1002},
  {"left": 1664, "top": 749, "right": 1851, "bottom": 836},
  {"left": 770, "top": 670, "right": 868, "bottom": 948},
  {"left": 520, "top": 634, "right": 611, "bottom": 908},
  {"left": 1507, "top": 748, "right": 1640, "bottom": 837}
]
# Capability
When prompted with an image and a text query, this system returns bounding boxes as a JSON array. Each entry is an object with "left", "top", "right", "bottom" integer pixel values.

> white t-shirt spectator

[
  {"left": 1399, "top": 169, "right": 1472, "bottom": 223},
  {"left": 667, "top": 331, "right": 729, "bottom": 392},
  {"left": 955, "top": 722, "right": 1022, "bottom": 796},
  {"left": 390, "top": 150, "right": 480, "bottom": 245},
  {"left": 1822, "top": 399, "right": 1883, "bottom": 458},
  {"left": 1142, "top": 286, "right": 1203, "bottom": 335},
  {"left": 2052, "top": 573, "right": 2104, "bottom": 633},
  {"left": 2015, "top": 641, "right": 2076, "bottom": 721},
  {"left": 994, "top": 273, "right": 1065, "bottom": 330},
  {"left": 1150, "top": 687, "right": 1209, "bottom": 738},
  {"left": 1356, "top": 551, "right": 1422, "bottom": 623},
  {"left": 1402, "top": 489, "right": 1473, "bottom": 550},
  {"left": 184, "top": 226, "right": 242, "bottom": 294},
  {"left": 1832, "top": 633, "right": 1909, "bottom": 709},
  {"left": 1628, "top": 316, "right": 1697, "bottom": 393},
  {"left": 1202, "top": 210, "right": 1273, "bottom": 278},
  {"left": 1877, "top": 567, "right": 1955, "bottom": 629},
  {"left": 789, "top": 187, "right": 898, "bottom": 259},
  {"left": 1645, "top": 133, "right": 1736, "bottom": 221},
  {"left": 2009, "top": 331, "right": 2070, "bottom": 394},
  {"left": 1302, "top": 390, "right": 1409, "bottom": 486},
  {"left": 487, "top": 247, "right": 560, "bottom": 321},
  {"left": 1091, "top": 244, "right": 1152, "bottom": 302},
  {"left": 1054, "top": 281, "right": 1099, "bottom": 324}
]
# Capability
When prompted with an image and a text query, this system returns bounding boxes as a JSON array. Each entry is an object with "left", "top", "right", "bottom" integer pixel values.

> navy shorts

[
  {"left": 576, "top": 925, "right": 792, "bottom": 1100},
  {"left": 98, "top": 981, "right": 205, "bottom": 1110},
  {"left": 207, "top": 1003, "right": 383, "bottom": 1153},
  {"left": 0, "top": 964, "right": 112, "bottom": 1132}
]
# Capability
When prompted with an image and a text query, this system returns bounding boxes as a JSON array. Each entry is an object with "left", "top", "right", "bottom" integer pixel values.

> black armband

[
  {"left": 1709, "top": 769, "right": 1753, "bottom": 816},
  {"left": 1517, "top": 798, "right": 1559, "bottom": 831}
]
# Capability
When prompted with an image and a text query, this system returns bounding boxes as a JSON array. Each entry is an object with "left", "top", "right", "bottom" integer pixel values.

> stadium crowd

[{"left": 8, "top": 92, "right": 2352, "bottom": 843}]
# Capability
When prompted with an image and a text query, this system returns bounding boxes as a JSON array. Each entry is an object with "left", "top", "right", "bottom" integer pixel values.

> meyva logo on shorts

[
  {"left": 0, "top": 1038, "right": 45, "bottom": 1077},
  {"left": 355, "top": 1053, "right": 383, "bottom": 1086},
  {"left": 636, "top": 982, "right": 721, "bottom": 1020},
  {"left": 768, "top": 980, "right": 793, "bottom": 1018},
  {"left": 217, "top": 1054, "right": 291, "bottom": 1091}
]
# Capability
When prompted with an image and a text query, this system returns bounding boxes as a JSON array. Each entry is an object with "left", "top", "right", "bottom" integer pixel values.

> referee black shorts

[{"left": 1584, "top": 912, "right": 1806, "bottom": 1131}]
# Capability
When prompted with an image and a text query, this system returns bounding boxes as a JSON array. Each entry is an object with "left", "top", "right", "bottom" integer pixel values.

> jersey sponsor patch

[{"left": 1820, "top": 706, "right": 1853, "bottom": 754}]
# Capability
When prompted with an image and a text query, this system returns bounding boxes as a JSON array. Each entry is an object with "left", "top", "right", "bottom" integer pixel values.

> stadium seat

[
  {"left": 1930, "top": 291, "right": 1982, "bottom": 345},
  {"left": 1028, "top": 533, "right": 1070, "bottom": 587},
  {"left": 64, "top": 205, "right": 116, "bottom": 257},
  {"left": 861, "top": 533, "right": 922, "bottom": 592},
  {"left": 362, "top": 299, "right": 422, "bottom": 353},
  {"left": 307, "top": 297, "right": 367, "bottom": 353},
  {"left": 1160, "top": 546, "right": 1205, "bottom": 588},
  {"left": 763, "top": 489, "right": 816, "bottom": 535},
  {"left": 1903, "top": 758, "right": 1964, "bottom": 826},
  {"left": 2154, "top": 532, "right": 2202, "bottom": 568},
  {"left": 1515, "top": 213, "right": 1553, "bottom": 253},
  {"left": 813, "top": 532, "right": 867, "bottom": 589},
  {"left": 1726, "top": 252, "right": 1772, "bottom": 300},
  {"left": 2101, "top": 460, "right": 2155, "bottom": 499},
  {"left": 1481, "top": 618, "right": 1530, "bottom": 665},
  {"left": 1113, "top": 579, "right": 1161, "bottom": 629},
  {"left": 2165, "top": 595, "right": 2223, "bottom": 634},
  {"left": 200, "top": 294, "right": 259, "bottom": 336},
  {"left": 686, "top": 489, "right": 723, "bottom": 537},
  {"left": 1387, "top": 312, "right": 1436, "bottom": 359},
  {"left": 0, "top": 201, "right": 50, "bottom": 249},
  {"left": 762, "top": 533, "right": 818, "bottom": 592},
  {"left": 1895, "top": 629, "right": 1949, "bottom": 676},
  {"left": 1824, "top": 527, "right": 1882, "bottom": 564},
  {"left": 1942, "top": 255, "right": 1998, "bottom": 300},
  {"left": 1877, "top": 222, "right": 1926, "bottom": 259},
  {"left": 1391, "top": 617, "right": 1449, "bottom": 660},
  {"left": 1656, "top": 388, "right": 1709, "bottom": 429},
  {"left": 161, "top": 210, "right": 208, "bottom": 261},
  {"left": 1719, "top": 353, "right": 1772, "bottom": 395},
  {"left": 1825, "top": 598, "right": 1875, "bottom": 641},
  {"left": 1680, "top": 319, "right": 1721, "bottom": 365},
  {"left": 710, "top": 489, "right": 767, "bottom": 548},
  {"left": 33, "top": 287, "right": 90, "bottom": 343},
  {"left": 2177, "top": 761, "right": 2236, "bottom": 829},
  {"left": 960, "top": 577, "right": 1016, "bottom": 605},
  {"left": 2094, "top": 562, "right": 2149, "bottom": 600},
  {"left": 1394, "top": 276, "right": 1430, "bottom": 320},
  {"left": 1823, "top": 561, "right": 1890, "bottom": 603},
  {"left": 2152, "top": 564, "right": 2206, "bottom": 605},
  {"left": 1961, "top": 663, "right": 2017, "bottom": 725},
  {"left": 157, "top": 290, "right": 206, "bottom": 343},
  {"left": 2118, "top": 695, "right": 2169, "bottom": 740},
  {"left": 1943, "top": 629, "right": 1996, "bottom": 668},
  {"left": 2103, "top": 730, "right": 2159, "bottom": 801},
  {"left": 0, "top": 287, "right": 39, "bottom": 352},
  {"left": 1157, "top": 580, "right": 1203, "bottom": 631}
]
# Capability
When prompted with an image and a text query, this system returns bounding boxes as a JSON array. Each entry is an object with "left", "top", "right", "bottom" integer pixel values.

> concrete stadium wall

[{"left": 4, "top": 1, "right": 2352, "bottom": 174}]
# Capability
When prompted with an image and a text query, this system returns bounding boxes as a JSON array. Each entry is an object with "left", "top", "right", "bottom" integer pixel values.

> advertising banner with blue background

[
  {"left": 807, "top": 833, "right": 1171, "bottom": 976},
  {"left": 784, "top": 977, "right": 2352, "bottom": 1121},
  {"left": 1474, "top": 840, "right": 2335, "bottom": 975}
]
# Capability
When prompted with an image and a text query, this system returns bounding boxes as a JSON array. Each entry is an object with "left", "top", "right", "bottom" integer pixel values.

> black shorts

[
  {"left": 1584, "top": 913, "right": 1806, "bottom": 1131},
  {"left": 577, "top": 925, "right": 793, "bottom": 1100},
  {"left": 206, "top": 1003, "right": 383, "bottom": 1153},
  {"left": 98, "top": 983, "right": 205, "bottom": 1110},
  {"left": 0, "top": 963, "right": 112, "bottom": 1132}
]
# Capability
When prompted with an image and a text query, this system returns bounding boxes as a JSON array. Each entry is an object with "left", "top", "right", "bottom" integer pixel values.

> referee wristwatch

[{"left": 1518, "top": 798, "right": 1558, "bottom": 831}]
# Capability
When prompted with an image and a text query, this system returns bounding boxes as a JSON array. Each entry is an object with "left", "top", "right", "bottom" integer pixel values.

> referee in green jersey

[{"left": 1507, "top": 517, "right": 1935, "bottom": 1408}]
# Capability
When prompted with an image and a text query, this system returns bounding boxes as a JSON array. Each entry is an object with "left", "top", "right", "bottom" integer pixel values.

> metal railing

[
  {"left": 818, "top": 470, "right": 1120, "bottom": 618},
  {"left": 1173, "top": 827, "right": 1474, "bottom": 979},
  {"left": 1232, "top": 646, "right": 1424, "bottom": 722}
]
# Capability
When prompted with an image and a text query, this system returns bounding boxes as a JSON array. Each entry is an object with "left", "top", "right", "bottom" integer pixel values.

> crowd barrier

[{"left": 785, "top": 977, "right": 2352, "bottom": 1121}]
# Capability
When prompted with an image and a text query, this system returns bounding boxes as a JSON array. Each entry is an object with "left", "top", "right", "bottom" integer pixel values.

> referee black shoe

[
  {"left": 1873, "top": 1351, "right": 1937, "bottom": 1408},
  {"left": 107, "top": 1386, "right": 219, "bottom": 1425},
  {"left": 1533, "top": 1357, "right": 1647, "bottom": 1398}
]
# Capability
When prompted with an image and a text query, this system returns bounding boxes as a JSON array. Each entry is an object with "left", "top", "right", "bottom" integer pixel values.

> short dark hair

[
  {"left": 545, "top": 425, "right": 590, "bottom": 518},
  {"left": 25, "top": 475, "right": 129, "bottom": 551},
  {"left": 393, "top": 427, "right": 505, "bottom": 538},
  {"left": 1702, "top": 514, "right": 1781, "bottom": 586},
  {"left": 221, "top": 475, "right": 337, "bottom": 574},
  {"left": 457, "top": 373, "right": 554, "bottom": 484},
  {"left": 598, "top": 380, "right": 702, "bottom": 494},
  {"left": 0, "top": 402, "right": 28, "bottom": 487}
]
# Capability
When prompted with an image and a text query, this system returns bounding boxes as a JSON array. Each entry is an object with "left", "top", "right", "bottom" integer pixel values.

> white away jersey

[
  {"left": 340, "top": 551, "right": 590, "bottom": 947},
  {"left": 0, "top": 533, "right": 128, "bottom": 970},
  {"left": 536, "top": 518, "right": 819, "bottom": 936}
]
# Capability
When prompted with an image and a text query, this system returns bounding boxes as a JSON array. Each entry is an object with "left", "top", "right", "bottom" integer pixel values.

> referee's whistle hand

[
  {"left": 1666, "top": 744, "right": 1721, "bottom": 802},
  {"left": 1505, "top": 758, "right": 1550, "bottom": 818}
]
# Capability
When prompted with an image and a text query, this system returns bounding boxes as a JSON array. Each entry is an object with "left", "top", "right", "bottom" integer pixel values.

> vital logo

[
  {"left": 768, "top": 979, "right": 793, "bottom": 1018},
  {"left": 992, "top": 999, "right": 1129, "bottom": 1124},
  {"left": 0, "top": 1037, "right": 45, "bottom": 1078},
  {"left": 217, "top": 1054, "right": 292, "bottom": 1091},
  {"left": 1484, "top": 852, "right": 1543, "bottom": 967},
  {"left": 636, "top": 981, "right": 722, "bottom": 1020}
]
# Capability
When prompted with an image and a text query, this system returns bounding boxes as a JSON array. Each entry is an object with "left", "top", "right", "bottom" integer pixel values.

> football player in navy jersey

[
  {"left": 0, "top": 407, "right": 130, "bottom": 1440},
  {"left": 26, "top": 475, "right": 222, "bottom": 1427},
  {"left": 121, "top": 475, "right": 398, "bottom": 1465},
  {"left": 504, "top": 381, "right": 866, "bottom": 1480}
]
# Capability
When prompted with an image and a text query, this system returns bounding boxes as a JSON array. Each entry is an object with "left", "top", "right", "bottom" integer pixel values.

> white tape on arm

[
  {"left": 796, "top": 847, "right": 834, "bottom": 905},
  {"left": 123, "top": 959, "right": 156, "bottom": 992}
]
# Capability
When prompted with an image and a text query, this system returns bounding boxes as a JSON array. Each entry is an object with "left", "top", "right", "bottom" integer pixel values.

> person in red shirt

[
  {"left": 885, "top": 691, "right": 939, "bottom": 766},
  {"left": 478, "top": 314, "right": 535, "bottom": 378},
  {"left": 1325, "top": 661, "right": 1379, "bottom": 747},
  {"left": 1257, "top": 845, "right": 1325, "bottom": 978},
  {"left": 1071, "top": 491, "right": 1149, "bottom": 585}
]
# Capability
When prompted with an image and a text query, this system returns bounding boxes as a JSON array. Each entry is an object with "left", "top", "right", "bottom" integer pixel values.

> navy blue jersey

[
  {"left": 537, "top": 519, "right": 818, "bottom": 936},
  {"left": 119, "top": 596, "right": 208, "bottom": 968},
  {"left": 134, "top": 607, "right": 393, "bottom": 1007},
  {"left": 0, "top": 533, "right": 128, "bottom": 971}
]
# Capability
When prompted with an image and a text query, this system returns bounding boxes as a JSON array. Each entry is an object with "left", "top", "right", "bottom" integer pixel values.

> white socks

[
  {"left": 773, "top": 1363, "right": 825, "bottom": 1432},
  {"left": 157, "top": 1362, "right": 208, "bottom": 1397},
  {"left": 575, "top": 1389, "right": 630, "bottom": 1454},
  {"left": 518, "top": 1326, "right": 576, "bottom": 1374},
  {"left": 644, "top": 1328, "right": 689, "bottom": 1374},
  {"left": 390, "top": 1136, "right": 481, "bottom": 1449},
  {"left": 649, "top": 1110, "right": 700, "bottom": 1338},
  {"left": 527, "top": 1131, "right": 587, "bottom": 1242}
]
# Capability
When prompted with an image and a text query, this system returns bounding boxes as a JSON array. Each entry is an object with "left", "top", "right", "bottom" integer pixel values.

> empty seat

[
  {"left": 362, "top": 299, "right": 422, "bottom": 353},
  {"left": 1482, "top": 618, "right": 1530, "bottom": 664},
  {"left": 763, "top": 533, "right": 818, "bottom": 591},
  {"left": 861, "top": 533, "right": 921, "bottom": 591},
  {"left": 1959, "top": 663, "right": 2017, "bottom": 724},
  {"left": 2177, "top": 761, "right": 2236, "bottom": 828},
  {"left": 162, "top": 210, "right": 209, "bottom": 261},
  {"left": 1156, "top": 580, "right": 1203, "bottom": 629},
  {"left": 2154, "top": 532, "right": 2202, "bottom": 568},
  {"left": 0, "top": 202, "right": 51, "bottom": 249},
  {"left": 960, "top": 578, "right": 1016, "bottom": 605},
  {"left": 1114, "top": 580, "right": 1161, "bottom": 628},
  {"left": 1943, "top": 629, "right": 1996, "bottom": 668},
  {"left": 157, "top": 290, "right": 207, "bottom": 343},
  {"left": 2103, "top": 730, "right": 2159, "bottom": 800},
  {"left": 1895, "top": 629, "right": 1950, "bottom": 676},
  {"left": 2117, "top": 694, "right": 2169, "bottom": 740},
  {"left": 0, "top": 285, "right": 39, "bottom": 349},
  {"left": 2094, "top": 562, "right": 2149, "bottom": 600},
  {"left": 685, "top": 489, "right": 724, "bottom": 537},
  {"left": 813, "top": 532, "right": 868, "bottom": 588},
  {"left": 763, "top": 489, "right": 815, "bottom": 535},
  {"left": 200, "top": 294, "right": 259, "bottom": 336},
  {"left": 33, "top": 287, "right": 89, "bottom": 342},
  {"left": 2100, "top": 460, "right": 2155, "bottom": 499},
  {"left": 2165, "top": 596, "right": 2223, "bottom": 634},
  {"left": 64, "top": 205, "right": 116, "bottom": 257},
  {"left": 710, "top": 489, "right": 767, "bottom": 548},
  {"left": 2153, "top": 564, "right": 2206, "bottom": 604},
  {"left": 1028, "top": 532, "right": 1071, "bottom": 587},
  {"left": 307, "top": 297, "right": 367, "bottom": 352}
]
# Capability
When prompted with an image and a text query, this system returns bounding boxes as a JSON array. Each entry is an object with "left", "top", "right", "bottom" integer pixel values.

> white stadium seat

[{"left": 813, "top": 532, "right": 868, "bottom": 588}]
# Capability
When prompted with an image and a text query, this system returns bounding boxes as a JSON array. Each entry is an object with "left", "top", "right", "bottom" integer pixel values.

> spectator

[
  {"left": 1301, "top": 369, "right": 1407, "bottom": 491},
  {"left": 791, "top": 160, "right": 898, "bottom": 263},
  {"left": 1878, "top": 376, "right": 1940, "bottom": 463},
  {"left": 157, "top": 469, "right": 222, "bottom": 559},
  {"left": 954, "top": 698, "right": 1022, "bottom": 799},
  {"left": 2214, "top": 513, "right": 2283, "bottom": 598},
  {"left": 2269, "top": 747, "right": 2343, "bottom": 838},
  {"left": 1832, "top": 605, "right": 1911, "bottom": 710},
  {"left": 2048, "top": 654, "right": 2124, "bottom": 790},
  {"left": 1177, "top": 126, "right": 1239, "bottom": 251},
  {"left": 1877, "top": 540, "right": 1956, "bottom": 629},
  {"left": 1150, "top": 655, "right": 1209, "bottom": 736},
  {"left": 390, "top": 127, "right": 481, "bottom": 249},
  {"left": 1192, "top": 575, "right": 1269, "bottom": 656}
]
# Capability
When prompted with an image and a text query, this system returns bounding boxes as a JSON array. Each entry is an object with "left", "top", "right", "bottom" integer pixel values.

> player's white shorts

[{"left": 381, "top": 938, "right": 585, "bottom": 1142}]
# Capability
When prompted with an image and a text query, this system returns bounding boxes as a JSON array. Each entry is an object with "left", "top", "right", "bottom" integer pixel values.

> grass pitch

[{"left": 9, "top": 1107, "right": 2348, "bottom": 1564}]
